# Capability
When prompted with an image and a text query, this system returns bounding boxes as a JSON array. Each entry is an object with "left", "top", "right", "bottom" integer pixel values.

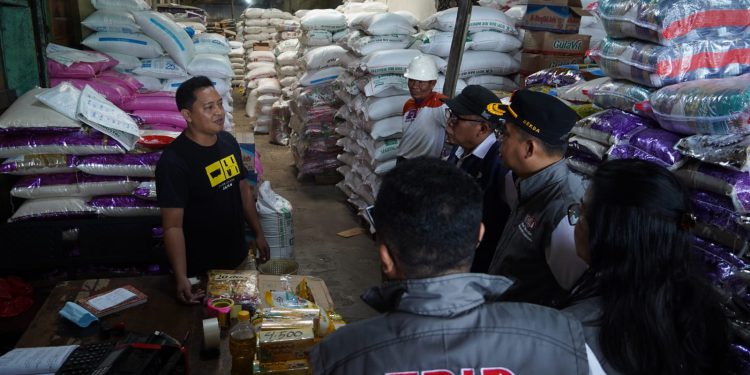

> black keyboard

[{"left": 56, "top": 341, "right": 116, "bottom": 375}]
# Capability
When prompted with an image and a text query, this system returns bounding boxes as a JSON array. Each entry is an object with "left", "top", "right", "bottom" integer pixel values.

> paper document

[
  {"left": 35, "top": 82, "right": 83, "bottom": 121},
  {"left": 88, "top": 287, "right": 137, "bottom": 311},
  {"left": 0, "top": 345, "right": 78, "bottom": 375},
  {"left": 76, "top": 85, "right": 139, "bottom": 151},
  {"left": 46, "top": 43, "right": 108, "bottom": 66}
]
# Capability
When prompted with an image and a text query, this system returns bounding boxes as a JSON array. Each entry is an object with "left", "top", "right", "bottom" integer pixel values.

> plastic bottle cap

[{"left": 237, "top": 310, "right": 250, "bottom": 321}]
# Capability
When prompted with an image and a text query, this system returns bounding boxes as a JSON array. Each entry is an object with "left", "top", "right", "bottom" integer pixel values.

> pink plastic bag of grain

[
  {"left": 121, "top": 94, "right": 178, "bottom": 112},
  {"left": 49, "top": 78, "right": 132, "bottom": 107},
  {"left": 131, "top": 110, "right": 187, "bottom": 128},
  {"left": 97, "top": 70, "right": 143, "bottom": 93},
  {"left": 47, "top": 52, "right": 117, "bottom": 79}
]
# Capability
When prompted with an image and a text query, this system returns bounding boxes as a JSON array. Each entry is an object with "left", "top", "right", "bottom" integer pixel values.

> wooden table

[{"left": 15, "top": 274, "right": 334, "bottom": 374}]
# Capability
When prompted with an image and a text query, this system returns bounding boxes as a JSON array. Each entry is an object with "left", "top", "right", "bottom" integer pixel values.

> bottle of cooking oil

[{"left": 229, "top": 310, "right": 256, "bottom": 375}]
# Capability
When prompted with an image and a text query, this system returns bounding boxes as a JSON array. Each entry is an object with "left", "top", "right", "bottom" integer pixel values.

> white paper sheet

[
  {"left": 76, "top": 85, "right": 139, "bottom": 151},
  {"left": 0, "top": 345, "right": 78, "bottom": 375},
  {"left": 88, "top": 287, "right": 137, "bottom": 311}
]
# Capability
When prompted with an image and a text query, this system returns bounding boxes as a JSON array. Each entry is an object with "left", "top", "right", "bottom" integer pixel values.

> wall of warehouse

[{"left": 376, "top": 0, "right": 436, "bottom": 22}]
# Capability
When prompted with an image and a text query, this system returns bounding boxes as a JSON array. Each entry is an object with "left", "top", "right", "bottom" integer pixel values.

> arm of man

[
  {"left": 162, "top": 207, "right": 205, "bottom": 304},
  {"left": 546, "top": 217, "right": 589, "bottom": 290},
  {"left": 240, "top": 179, "right": 269, "bottom": 263}
]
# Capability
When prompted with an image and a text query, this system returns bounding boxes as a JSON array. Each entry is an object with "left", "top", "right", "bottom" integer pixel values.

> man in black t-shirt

[{"left": 156, "top": 76, "right": 269, "bottom": 304}]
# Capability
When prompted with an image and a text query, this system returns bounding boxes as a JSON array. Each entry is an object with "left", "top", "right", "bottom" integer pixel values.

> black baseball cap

[
  {"left": 486, "top": 89, "right": 577, "bottom": 145},
  {"left": 442, "top": 85, "right": 502, "bottom": 122}
]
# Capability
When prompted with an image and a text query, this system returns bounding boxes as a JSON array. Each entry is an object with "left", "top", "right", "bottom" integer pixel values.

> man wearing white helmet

[{"left": 396, "top": 55, "right": 448, "bottom": 161}]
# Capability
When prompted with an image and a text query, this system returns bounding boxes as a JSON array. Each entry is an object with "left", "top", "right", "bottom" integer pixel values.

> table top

[{"left": 15, "top": 274, "right": 333, "bottom": 374}]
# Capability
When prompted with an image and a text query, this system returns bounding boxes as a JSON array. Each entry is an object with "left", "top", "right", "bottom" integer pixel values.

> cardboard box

[
  {"left": 520, "top": 53, "right": 585, "bottom": 76},
  {"left": 522, "top": 0, "right": 589, "bottom": 34},
  {"left": 523, "top": 31, "right": 591, "bottom": 56},
  {"left": 259, "top": 327, "right": 316, "bottom": 362}
]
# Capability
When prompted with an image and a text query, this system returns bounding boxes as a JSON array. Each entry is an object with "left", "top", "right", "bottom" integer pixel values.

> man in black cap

[
  {"left": 486, "top": 89, "right": 588, "bottom": 308},
  {"left": 443, "top": 85, "right": 510, "bottom": 273}
]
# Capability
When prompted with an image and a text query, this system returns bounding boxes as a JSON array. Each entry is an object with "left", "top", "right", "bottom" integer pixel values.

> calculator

[{"left": 56, "top": 341, "right": 117, "bottom": 375}]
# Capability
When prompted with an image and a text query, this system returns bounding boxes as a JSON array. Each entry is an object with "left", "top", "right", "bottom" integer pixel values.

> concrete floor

[{"left": 232, "top": 94, "right": 381, "bottom": 323}]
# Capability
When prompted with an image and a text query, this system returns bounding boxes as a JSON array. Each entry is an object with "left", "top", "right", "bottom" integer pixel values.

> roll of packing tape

[{"left": 202, "top": 317, "right": 220, "bottom": 349}]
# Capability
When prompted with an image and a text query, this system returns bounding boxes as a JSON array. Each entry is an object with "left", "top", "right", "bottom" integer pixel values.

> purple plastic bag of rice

[
  {"left": 608, "top": 128, "right": 685, "bottom": 170},
  {"left": 10, "top": 172, "right": 141, "bottom": 199},
  {"left": 524, "top": 65, "right": 604, "bottom": 88},
  {"left": 691, "top": 236, "right": 747, "bottom": 287},
  {"left": 675, "top": 133, "right": 750, "bottom": 172},
  {"left": 76, "top": 152, "right": 162, "bottom": 177},
  {"left": 572, "top": 109, "right": 657, "bottom": 145},
  {"left": 0, "top": 154, "right": 77, "bottom": 175},
  {"left": 568, "top": 136, "right": 609, "bottom": 161},
  {"left": 675, "top": 161, "right": 750, "bottom": 214},
  {"left": 8, "top": 197, "right": 97, "bottom": 223},
  {"left": 132, "top": 180, "right": 157, "bottom": 201},
  {"left": 692, "top": 191, "right": 750, "bottom": 238},
  {"left": 88, "top": 195, "right": 159, "bottom": 217},
  {"left": 0, "top": 130, "right": 124, "bottom": 158},
  {"left": 732, "top": 345, "right": 750, "bottom": 375}
]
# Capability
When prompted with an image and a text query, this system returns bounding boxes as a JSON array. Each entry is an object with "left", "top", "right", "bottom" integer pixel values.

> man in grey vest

[
  {"left": 310, "top": 158, "right": 603, "bottom": 375},
  {"left": 486, "top": 90, "right": 588, "bottom": 308}
]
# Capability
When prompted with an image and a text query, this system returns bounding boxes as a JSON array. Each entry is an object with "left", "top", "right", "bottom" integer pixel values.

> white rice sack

[
  {"left": 178, "top": 21, "right": 206, "bottom": 32},
  {"left": 258, "top": 94, "right": 279, "bottom": 106},
  {"left": 162, "top": 77, "right": 230, "bottom": 96},
  {"left": 554, "top": 77, "right": 611, "bottom": 104},
  {"left": 357, "top": 49, "right": 422, "bottom": 76},
  {"left": 132, "top": 75, "right": 163, "bottom": 92},
  {"left": 244, "top": 8, "right": 263, "bottom": 19},
  {"left": 374, "top": 138, "right": 401, "bottom": 161},
  {"left": 353, "top": 13, "right": 416, "bottom": 36},
  {"left": 442, "top": 51, "right": 520, "bottom": 78},
  {"left": 193, "top": 33, "right": 231, "bottom": 55},
  {"left": 91, "top": 0, "right": 149, "bottom": 12},
  {"left": 374, "top": 158, "right": 397, "bottom": 175},
  {"left": 247, "top": 61, "right": 275, "bottom": 71},
  {"left": 280, "top": 76, "right": 298, "bottom": 87},
  {"left": 229, "top": 40, "right": 243, "bottom": 49},
  {"left": 435, "top": 76, "right": 468, "bottom": 96},
  {"left": 81, "top": 10, "right": 140, "bottom": 33},
  {"left": 230, "top": 57, "right": 244, "bottom": 64},
  {"left": 470, "top": 31, "right": 522, "bottom": 52},
  {"left": 248, "top": 50, "right": 276, "bottom": 63},
  {"left": 349, "top": 34, "right": 414, "bottom": 56},
  {"left": 244, "top": 19, "right": 270, "bottom": 27},
  {"left": 340, "top": 1, "right": 388, "bottom": 14},
  {"left": 244, "top": 26, "right": 264, "bottom": 34},
  {"left": 10, "top": 174, "right": 141, "bottom": 199},
  {"left": 232, "top": 62, "right": 244, "bottom": 70},
  {"left": 0, "top": 87, "right": 81, "bottom": 131},
  {"left": 232, "top": 79, "right": 245, "bottom": 86},
  {"left": 301, "top": 9, "right": 347, "bottom": 32},
  {"left": 277, "top": 20, "right": 301, "bottom": 32},
  {"left": 302, "top": 45, "right": 347, "bottom": 70},
  {"left": 187, "top": 54, "right": 234, "bottom": 79},
  {"left": 362, "top": 95, "right": 410, "bottom": 122},
  {"left": 370, "top": 116, "right": 403, "bottom": 140},
  {"left": 275, "top": 38, "right": 300, "bottom": 55},
  {"left": 243, "top": 33, "right": 274, "bottom": 43},
  {"left": 301, "top": 30, "right": 332, "bottom": 46},
  {"left": 229, "top": 47, "right": 245, "bottom": 58},
  {"left": 246, "top": 66, "right": 278, "bottom": 82},
  {"left": 82, "top": 32, "right": 164, "bottom": 58},
  {"left": 394, "top": 11, "right": 419, "bottom": 27},
  {"left": 418, "top": 30, "right": 470, "bottom": 57},
  {"left": 134, "top": 11, "right": 196, "bottom": 69},
  {"left": 8, "top": 197, "right": 97, "bottom": 223},
  {"left": 421, "top": 6, "right": 517, "bottom": 35},
  {"left": 106, "top": 52, "right": 141, "bottom": 71},
  {"left": 257, "top": 78, "right": 282, "bottom": 95},
  {"left": 277, "top": 51, "right": 299, "bottom": 66},
  {"left": 133, "top": 57, "right": 188, "bottom": 79},
  {"left": 278, "top": 65, "right": 300, "bottom": 77},
  {"left": 299, "top": 66, "right": 344, "bottom": 86},
  {"left": 466, "top": 75, "right": 518, "bottom": 91},
  {"left": 357, "top": 74, "right": 409, "bottom": 98}
]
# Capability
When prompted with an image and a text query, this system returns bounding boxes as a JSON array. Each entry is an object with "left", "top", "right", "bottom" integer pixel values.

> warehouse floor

[{"left": 233, "top": 94, "right": 381, "bottom": 323}]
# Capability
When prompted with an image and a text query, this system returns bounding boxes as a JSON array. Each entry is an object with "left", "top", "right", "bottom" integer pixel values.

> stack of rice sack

[
  {"left": 270, "top": 39, "right": 302, "bottom": 146},
  {"left": 333, "top": 9, "right": 420, "bottom": 213},
  {"left": 229, "top": 41, "right": 246, "bottom": 88},
  {"left": 568, "top": 0, "right": 750, "bottom": 352},
  {"left": 286, "top": 9, "right": 348, "bottom": 179},
  {"left": 240, "top": 8, "right": 279, "bottom": 48},
  {"left": 0, "top": 83, "right": 160, "bottom": 223},
  {"left": 275, "top": 16, "right": 301, "bottom": 42},
  {"left": 417, "top": 6, "right": 521, "bottom": 94}
]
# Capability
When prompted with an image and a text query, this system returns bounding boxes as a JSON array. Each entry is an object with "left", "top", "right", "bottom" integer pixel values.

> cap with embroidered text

[{"left": 486, "top": 89, "right": 577, "bottom": 145}]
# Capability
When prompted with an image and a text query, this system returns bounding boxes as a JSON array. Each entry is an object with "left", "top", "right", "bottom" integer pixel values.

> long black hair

[{"left": 570, "top": 159, "right": 731, "bottom": 374}]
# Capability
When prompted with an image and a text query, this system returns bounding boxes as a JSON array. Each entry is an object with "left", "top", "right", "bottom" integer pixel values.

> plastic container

[{"left": 229, "top": 310, "right": 256, "bottom": 375}]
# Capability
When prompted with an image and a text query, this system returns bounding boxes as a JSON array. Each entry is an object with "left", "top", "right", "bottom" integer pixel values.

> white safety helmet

[{"left": 403, "top": 55, "right": 439, "bottom": 81}]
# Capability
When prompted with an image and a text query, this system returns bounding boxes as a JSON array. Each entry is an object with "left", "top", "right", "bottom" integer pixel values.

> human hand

[
  {"left": 175, "top": 276, "right": 205, "bottom": 304},
  {"left": 255, "top": 234, "right": 270, "bottom": 264}
]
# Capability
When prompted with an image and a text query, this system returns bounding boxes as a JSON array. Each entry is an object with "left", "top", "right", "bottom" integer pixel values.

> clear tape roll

[{"left": 202, "top": 317, "right": 221, "bottom": 349}]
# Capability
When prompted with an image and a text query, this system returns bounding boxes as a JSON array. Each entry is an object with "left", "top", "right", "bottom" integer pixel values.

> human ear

[
  {"left": 180, "top": 108, "right": 192, "bottom": 123},
  {"left": 379, "top": 244, "right": 399, "bottom": 279}
]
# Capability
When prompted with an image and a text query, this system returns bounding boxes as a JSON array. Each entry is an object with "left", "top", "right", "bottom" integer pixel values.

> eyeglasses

[
  {"left": 567, "top": 203, "right": 582, "bottom": 226},
  {"left": 445, "top": 108, "right": 484, "bottom": 125}
]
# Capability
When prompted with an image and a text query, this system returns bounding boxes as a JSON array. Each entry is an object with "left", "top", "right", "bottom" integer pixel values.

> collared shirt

[
  {"left": 397, "top": 92, "right": 448, "bottom": 159},
  {"left": 453, "top": 134, "right": 497, "bottom": 168}
]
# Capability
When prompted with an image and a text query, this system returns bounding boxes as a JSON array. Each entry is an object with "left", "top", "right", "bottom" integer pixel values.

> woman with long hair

[{"left": 563, "top": 159, "right": 732, "bottom": 374}]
